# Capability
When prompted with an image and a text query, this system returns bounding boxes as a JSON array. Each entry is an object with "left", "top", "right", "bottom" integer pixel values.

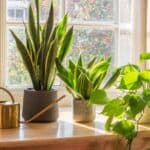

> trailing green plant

[
  {"left": 11, "top": 0, "right": 73, "bottom": 90},
  {"left": 56, "top": 55, "right": 120, "bottom": 101},
  {"left": 91, "top": 63, "right": 150, "bottom": 150}
]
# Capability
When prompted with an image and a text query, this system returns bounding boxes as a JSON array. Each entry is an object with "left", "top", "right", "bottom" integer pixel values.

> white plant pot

[{"left": 73, "top": 99, "right": 96, "bottom": 122}]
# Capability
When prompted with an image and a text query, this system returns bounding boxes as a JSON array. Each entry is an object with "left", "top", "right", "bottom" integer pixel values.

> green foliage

[
  {"left": 112, "top": 120, "right": 137, "bottom": 144},
  {"left": 90, "top": 60, "right": 150, "bottom": 149},
  {"left": 56, "top": 55, "right": 116, "bottom": 100},
  {"left": 90, "top": 89, "right": 109, "bottom": 104},
  {"left": 140, "top": 52, "right": 150, "bottom": 62},
  {"left": 11, "top": 0, "right": 73, "bottom": 90},
  {"left": 102, "top": 98, "right": 125, "bottom": 117}
]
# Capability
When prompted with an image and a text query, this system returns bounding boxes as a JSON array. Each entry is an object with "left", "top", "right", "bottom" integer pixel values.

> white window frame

[{"left": 0, "top": 0, "right": 147, "bottom": 106}]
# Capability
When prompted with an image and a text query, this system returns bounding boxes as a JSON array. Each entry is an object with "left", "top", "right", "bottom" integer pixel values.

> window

[{"left": 0, "top": 0, "right": 147, "bottom": 89}]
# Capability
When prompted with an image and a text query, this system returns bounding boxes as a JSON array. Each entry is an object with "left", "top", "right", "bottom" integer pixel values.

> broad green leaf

[
  {"left": 121, "top": 64, "right": 140, "bottom": 75},
  {"left": 140, "top": 52, "right": 150, "bottom": 62},
  {"left": 118, "top": 72, "right": 142, "bottom": 90},
  {"left": 142, "top": 89, "right": 150, "bottom": 106},
  {"left": 124, "top": 94, "right": 146, "bottom": 118},
  {"left": 140, "top": 70, "right": 150, "bottom": 82},
  {"left": 90, "top": 89, "right": 109, "bottom": 105},
  {"left": 112, "top": 120, "right": 137, "bottom": 143},
  {"left": 102, "top": 98, "right": 125, "bottom": 117}
]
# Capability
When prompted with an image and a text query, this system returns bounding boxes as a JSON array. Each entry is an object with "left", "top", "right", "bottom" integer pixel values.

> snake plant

[
  {"left": 56, "top": 55, "right": 119, "bottom": 101},
  {"left": 10, "top": 0, "right": 73, "bottom": 90}
]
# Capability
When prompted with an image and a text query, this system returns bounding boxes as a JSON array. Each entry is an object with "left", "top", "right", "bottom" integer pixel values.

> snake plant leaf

[
  {"left": 118, "top": 72, "right": 142, "bottom": 90},
  {"left": 93, "top": 72, "right": 107, "bottom": 89},
  {"left": 44, "top": 39, "right": 58, "bottom": 89},
  {"left": 140, "top": 70, "right": 150, "bottom": 82},
  {"left": 28, "top": 5, "right": 38, "bottom": 51},
  {"left": 56, "top": 58, "right": 72, "bottom": 78},
  {"left": 11, "top": 0, "right": 73, "bottom": 90},
  {"left": 103, "top": 68, "right": 121, "bottom": 89},
  {"left": 90, "top": 89, "right": 109, "bottom": 105},
  {"left": 58, "top": 26, "right": 73, "bottom": 62},
  {"left": 140, "top": 52, "right": 150, "bottom": 62},
  {"left": 69, "top": 60, "right": 76, "bottom": 73},
  {"left": 23, "top": 22, "right": 36, "bottom": 61},
  {"left": 56, "top": 55, "right": 112, "bottom": 100},
  {"left": 58, "top": 73, "right": 73, "bottom": 89},
  {"left": 45, "top": 2, "right": 54, "bottom": 43},
  {"left": 87, "top": 57, "right": 97, "bottom": 69},
  {"left": 57, "top": 14, "right": 68, "bottom": 42},
  {"left": 89, "top": 61, "right": 109, "bottom": 81},
  {"left": 78, "top": 55, "right": 83, "bottom": 67},
  {"left": 10, "top": 30, "right": 39, "bottom": 89},
  {"left": 35, "top": 0, "right": 40, "bottom": 44},
  {"left": 77, "top": 73, "right": 92, "bottom": 99}
]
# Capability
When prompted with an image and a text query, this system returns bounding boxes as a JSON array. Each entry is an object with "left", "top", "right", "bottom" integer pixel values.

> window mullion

[{"left": 0, "top": 0, "right": 6, "bottom": 87}]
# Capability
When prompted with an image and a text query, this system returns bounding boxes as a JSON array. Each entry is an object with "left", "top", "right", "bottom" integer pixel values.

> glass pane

[
  {"left": 120, "top": 0, "right": 131, "bottom": 23},
  {"left": 66, "top": 0, "right": 114, "bottom": 22},
  {"left": 7, "top": 27, "right": 31, "bottom": 87},
  {"left": 118, "top": 31, "right": 132, "bottom": 66},
  {"left": 7, "top": 0, "right": 59, "bottom": 22},
  {"left": 67, "top": 28, "right": 115, "bottom": 64}
]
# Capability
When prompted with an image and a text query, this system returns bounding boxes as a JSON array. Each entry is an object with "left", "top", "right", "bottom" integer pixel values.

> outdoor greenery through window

[{"left": 6, "top": 0, "right": 132, "bottom": 88}]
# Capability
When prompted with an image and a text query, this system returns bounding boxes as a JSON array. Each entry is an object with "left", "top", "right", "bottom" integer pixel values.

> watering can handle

[{"left": 0, "top": 87, "right": 15, "bottom": 103}]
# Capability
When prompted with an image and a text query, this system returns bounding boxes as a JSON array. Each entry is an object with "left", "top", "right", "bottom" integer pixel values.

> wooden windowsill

[{"left": 0, "top": 108, "right": 150, "bottom": 150}]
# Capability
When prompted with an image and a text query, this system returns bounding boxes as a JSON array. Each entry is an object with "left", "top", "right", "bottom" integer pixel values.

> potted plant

[
  {"left": 138, "top": 52, "right": 150, "bottom": 123},
  {"left": 56, "top": 55, "right": 119, "bottom": 122},
  {"left": 91, "top": 64, "right": 150, "bottom": 150},
  {"left": 10, "top": 0, "right": 73, "bottom": 122}
]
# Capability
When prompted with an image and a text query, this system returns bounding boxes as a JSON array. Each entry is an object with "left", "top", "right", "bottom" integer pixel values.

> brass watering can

[
  {"left": 0, "top": 87, "right": 20, "bottom": 129},
  {"left": 0, "top": 87, "right": 65, "bottom": 129}
]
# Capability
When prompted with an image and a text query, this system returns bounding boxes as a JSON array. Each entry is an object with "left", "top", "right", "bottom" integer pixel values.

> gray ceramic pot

[
  {"left": 23, "top": 89, "right": 58, "bottom": 122},
  {"left": 73, "top": 99, "right": 96, "bottom": 122}
]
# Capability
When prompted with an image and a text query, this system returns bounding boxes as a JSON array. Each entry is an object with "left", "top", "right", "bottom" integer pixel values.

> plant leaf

[
  {"left": 57, "top": 26, "right": 73, "bottom": 61},
  {"left": 102, "top": 98, "right": 125, "bottom": 117},
  {"left": 90, "top": 89, "right": 109, "bottom": 104},
  {"left": 140, "top": 52, "right": 150, "bottom": 62},
  {"left": 103, "top": 68, "right": 121, "bottom": 89},
  {"left": 118, "top": 72, "right": 142, "bottom": 90},
  {"left": 112, "top": 120, "right": 137, "bottom": 143}
]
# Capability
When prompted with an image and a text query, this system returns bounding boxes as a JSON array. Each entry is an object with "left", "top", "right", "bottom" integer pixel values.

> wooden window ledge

[{"left": 0, "top": 108, "right": 150, "bottom": 150}]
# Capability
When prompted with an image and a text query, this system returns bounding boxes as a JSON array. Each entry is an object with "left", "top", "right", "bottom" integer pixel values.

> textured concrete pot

[
  {"left": 73, "top": 99, "right": 96, "bottom": 122},
  {"left": 23, "top": 89, "right": 58, "bottom": 122}
]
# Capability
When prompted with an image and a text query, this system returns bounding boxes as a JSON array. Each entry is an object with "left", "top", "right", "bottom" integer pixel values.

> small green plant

[
  {"left": 11, "top": 0, "right": 73, "bottom": 90},
  {"left": 91, "top": 63, "right": 150, "bottom": 150},
  {"left": 56, "top": 55, "right": 119, "bottom": 101}
]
